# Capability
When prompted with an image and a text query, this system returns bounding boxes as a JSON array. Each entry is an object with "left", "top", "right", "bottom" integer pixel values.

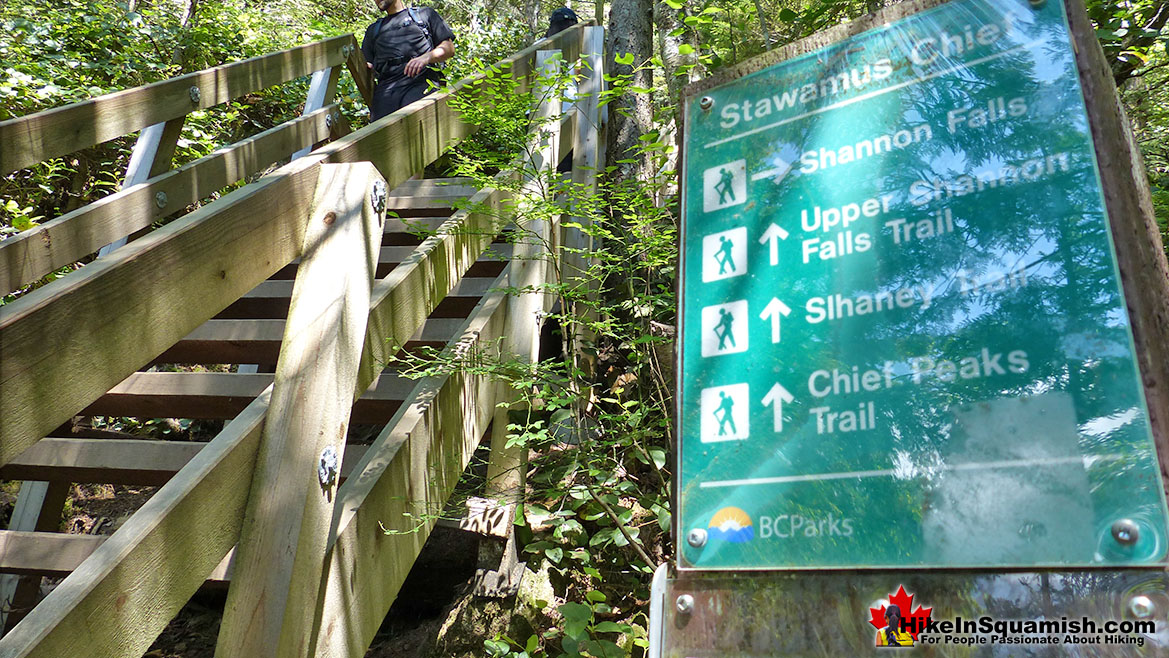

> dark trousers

[{"left": 370, "top": 74, "right": 440, "bottom": 121}]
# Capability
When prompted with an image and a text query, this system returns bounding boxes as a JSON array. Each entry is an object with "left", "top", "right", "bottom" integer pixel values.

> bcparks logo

[
  {"left": 707, "top": 507, "right": 754, "bottom": 543},
  {"left": 869, "top": 586, "right": 933, "bottom": 648}
]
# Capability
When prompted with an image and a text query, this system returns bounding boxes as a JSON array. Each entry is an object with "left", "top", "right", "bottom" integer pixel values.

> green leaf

[
  {"left": 614, "top": 52, "right": 635, "bottom": 66},
  {"left": 582, "top": 639, "right": 623, "bottom": 657},
  {"left": 663, "top": 0, "right": 683, "bottom": 8},
  {"left": 585, "top": 590, "right": 607, "bottom": 603},
  {"left": 591, "top": 621, "right": 628, "bottom": 633},
  {"left": 559, "top": 602, "right": 593, "bottom": 623},
  {"left": 677, "top": 44, "right": 694, "bottom": 55},
  {"left": 779, "top": 8, "right": 799, "bottom": 21},
  {"left": 648, "top": 447, "right": 666, "bottom": 469}
]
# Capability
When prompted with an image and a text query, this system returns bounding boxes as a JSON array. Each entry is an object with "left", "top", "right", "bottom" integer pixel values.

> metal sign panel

[{"left": 677, "top": 0, "right": 1169, "bottom": 569}]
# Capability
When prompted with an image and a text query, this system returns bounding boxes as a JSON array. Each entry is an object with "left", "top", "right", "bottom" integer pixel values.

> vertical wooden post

[
  {"left": 0, "top": 481, "right": 68, "bottom": 633},
  {"left": 565, "top": 26, "right": 605, "bottom": 278},
  {"left": 564, "top": 26, "right": 606, "bottom": 359},
  {"left": 292, "top": 66, "right": 342, "bottom": 160},
  {"left": 214, "top": 162, "right": 384, "bottom": 657},
  {"left": 476, "top": 50, "right": 563, "bottom": 595},
  {"left": 95, "top": 117, "right": 184, "bottom": 256}
]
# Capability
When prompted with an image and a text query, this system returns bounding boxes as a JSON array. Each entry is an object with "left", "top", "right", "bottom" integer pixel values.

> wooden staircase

[{"left": 0, "top": 24, "right": 605, "bottom": 658}]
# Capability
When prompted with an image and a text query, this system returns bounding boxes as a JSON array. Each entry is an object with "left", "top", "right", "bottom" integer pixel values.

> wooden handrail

[
  {"left": 0, "top": 34, "right": 357, "bottom": 175},
  {"left": 0, "top": 104, "right": 341, "bottom": 294}
]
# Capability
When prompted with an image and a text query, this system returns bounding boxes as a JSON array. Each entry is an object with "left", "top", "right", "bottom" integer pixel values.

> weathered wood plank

[
  {"left": 155, "top": 317, "right": 467, "bottom": 364},
  {"left": 0, "top": 439, "right": 370, "bottom": 489},
  {"left": 216, "top": 162, "right": 381, "bottom": 658},
  {"left": 79, "top": 371, "right": 415, "bottom": 422},
  {"left": 0, "top": 35, "right": 355, "bottom": 175},
  {"left": 0, "top": 533, "right": 106, "bottom": 578},
  {"left": 313, "top": 272, "right": 511, "bottom": 657},
  {"left": 0, "top": 104, "right": 338, "bottom": 294},
  {"left": 0, "top": 389, "right": 269, "bottom": 658},
  {"left": 217, "top": 275, "right": 495, "bottom": 319}
]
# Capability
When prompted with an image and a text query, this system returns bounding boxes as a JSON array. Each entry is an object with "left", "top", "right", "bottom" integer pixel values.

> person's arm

[{"left": 404, "top": 39, "right": 454, "bottom": 77}]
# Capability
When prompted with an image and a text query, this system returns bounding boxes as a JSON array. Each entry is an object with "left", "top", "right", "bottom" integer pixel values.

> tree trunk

[{"left": 604, "top": 0, "right": 654, "bottom": 182}]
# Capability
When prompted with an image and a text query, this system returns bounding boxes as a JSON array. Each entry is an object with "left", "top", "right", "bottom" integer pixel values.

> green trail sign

[{"left": 677, "top": 0, "right": 1169, "bottom": 570}]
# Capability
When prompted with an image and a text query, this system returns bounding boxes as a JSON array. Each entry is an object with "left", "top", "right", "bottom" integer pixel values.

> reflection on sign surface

[{"left": 677, "top": 0, "right": 1169, "bottom": 569}]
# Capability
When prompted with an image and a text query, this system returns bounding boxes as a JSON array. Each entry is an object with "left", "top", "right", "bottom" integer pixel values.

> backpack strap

[{"left": 406, "top": 6, "right": 433, "bottom": 52}]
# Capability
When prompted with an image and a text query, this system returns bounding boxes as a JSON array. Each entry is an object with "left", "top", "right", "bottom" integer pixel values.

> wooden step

[
  {"left": 80, "top": 371, "right": 415, "bottom": 422},
  {"left": 269, "top": 244, "right": 510, "bottom": 279},
  {"left": 155, "top": 317, "right": 467, "bottom": 365},
  {"left": 384, "top": 177, "right": 477, "bottom": 212},
  {"left": 0, "top": 531, "right": 234, "bottom": 583},
  {"left": 217, "top": 275, "right": 497, "bottom": 320},
  {"left": 0, "top": 439, "right": 370, "bottom": 486}
]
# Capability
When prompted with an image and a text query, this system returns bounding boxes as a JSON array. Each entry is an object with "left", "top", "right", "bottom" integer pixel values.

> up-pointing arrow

[
  {"left": 759, "top": 297, "right": 792, "bottom": 344},
  {"left": 757, "top": 223, "right": 789, "bottom": 267},
  {"left": 762, "top": 383, "right": 794, "bottom": 433}
]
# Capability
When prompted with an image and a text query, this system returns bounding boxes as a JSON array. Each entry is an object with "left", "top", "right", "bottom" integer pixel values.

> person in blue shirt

[{"left": 361, "top": 1, "right": 456, "bottom": 121}]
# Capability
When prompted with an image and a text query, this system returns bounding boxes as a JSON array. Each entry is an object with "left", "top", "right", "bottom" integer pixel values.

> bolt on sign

[{"left": 676, "top": 0, "right": 1169, "bottom": 569}]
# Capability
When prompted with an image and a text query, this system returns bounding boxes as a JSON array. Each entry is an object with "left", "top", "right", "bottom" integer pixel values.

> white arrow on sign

[
  {"left": 757, "top": 223, "right": 789, "bottom": 266},
  {"left": 759, "top": 297, "right": 792, "bottom": 344},
  {"left": 762, "top": 383, "right": 795, "bottom": 433}
]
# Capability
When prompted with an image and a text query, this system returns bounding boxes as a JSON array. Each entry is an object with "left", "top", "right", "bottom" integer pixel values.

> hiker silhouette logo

[
  {"left": 703, "top": 160, "right": 746, "bottom": 212},
  {"left": 700, "top": 383, "right": 749, "bottom": 442},
  {"left": 701, "top": 300, "right": 748, "bottom": 357},
  {"left": 702, "top": 227, "right": 747, "bottom": 282}
]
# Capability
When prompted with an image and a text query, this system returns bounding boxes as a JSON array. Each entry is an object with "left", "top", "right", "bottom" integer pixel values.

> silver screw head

[
  {"left": 675, "top": 594, "right": 694, "bottom": 614},
  {"left": 687, "top": 528, "right": 707, "bottom": 548},
  {"left": 188, "top": 86, "right": 201, "bottom": 104},
  {"left": 154, "top": 191, "right": 168, "bottom": 208},
  {"left": 699, "top": 96, "right": 714, "bottom": 111},
  {"left": 318, "top": 445, "right": 340, "bottom": 487},
  {"left": 1129, "top": 595, "right": 1156, "bottom": 619},
  {"left": 1112, "top": 519, "right": 1140, "bottom": 546}
]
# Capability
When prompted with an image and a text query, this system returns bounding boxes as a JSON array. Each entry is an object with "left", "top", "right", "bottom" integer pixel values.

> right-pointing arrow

[
  {"left": 762, "top": 383, "right": 794, "bottom": 433},
  {"left": 759, "top": 297, "right": 792, "bottom": 344},
  {"left": 757, "top": 223, "right": 789, "bottom": 267}
]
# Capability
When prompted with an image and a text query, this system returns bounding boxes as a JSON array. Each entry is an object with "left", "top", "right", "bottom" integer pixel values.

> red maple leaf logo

[{"left": 868, "top": 585, "right": 933, "bottom": 640}]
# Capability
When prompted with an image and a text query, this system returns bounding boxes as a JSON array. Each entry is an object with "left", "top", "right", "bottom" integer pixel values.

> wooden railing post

[
  {"left": 0, "top": 481, "right": 68, "bottom": 632},
  {"left": 565, "top": 26, "right": 605, "bottom": 282},
  {"left": 475, "top": 49, "right": 563, "bottom": 596},
  {"left": 95, "top": 117, "right": 185, "bottom": 257},
  {"left": 214, "top": 162, "right": 384, "bottom": 657}
]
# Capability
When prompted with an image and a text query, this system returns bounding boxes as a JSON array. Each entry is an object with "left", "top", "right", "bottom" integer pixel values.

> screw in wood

[
  {"left": 675, "top": 594, "right": 694, "bottom": 614},
  {"left": 699, "top": 96, "right": 714, "bottom": 111},
  {"left": 188, "top": 86, "right": 201, "bottom": 104}
]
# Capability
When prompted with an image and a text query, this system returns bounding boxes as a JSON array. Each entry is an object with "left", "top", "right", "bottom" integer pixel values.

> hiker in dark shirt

[{"left": 361, "top": 1, "right": 456, "bottom": 121}]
